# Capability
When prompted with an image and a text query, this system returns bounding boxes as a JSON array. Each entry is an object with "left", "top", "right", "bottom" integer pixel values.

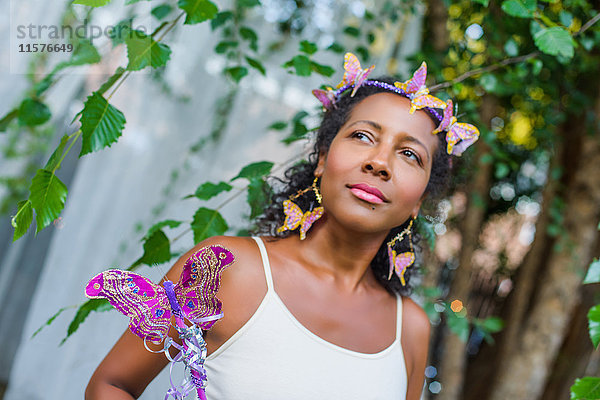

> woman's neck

[{"left": 287, "top": 215, "right": 388, "bottom": 292}]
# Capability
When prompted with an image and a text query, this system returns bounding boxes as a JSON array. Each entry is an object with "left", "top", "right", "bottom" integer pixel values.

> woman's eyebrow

[
  {"left": 347, "top": 120, "right": 382, "bottom": 131},
  {"left": 402, "top": 136, "right": 431, "bottom": 163}
]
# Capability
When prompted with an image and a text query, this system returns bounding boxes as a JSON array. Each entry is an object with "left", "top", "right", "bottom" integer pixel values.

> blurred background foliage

[{"left": 0, "top": 0, "right": 599, "bottom": 399}]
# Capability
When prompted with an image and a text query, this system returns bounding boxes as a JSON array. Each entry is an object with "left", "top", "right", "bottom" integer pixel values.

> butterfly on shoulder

[{"left": 85, "top": 245, "right": 235, "bottom": 344}]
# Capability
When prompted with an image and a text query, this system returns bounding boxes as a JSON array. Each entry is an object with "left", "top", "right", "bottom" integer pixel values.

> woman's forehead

[{"left": 344, "top": 93, "right": 437, "bottom": 141}]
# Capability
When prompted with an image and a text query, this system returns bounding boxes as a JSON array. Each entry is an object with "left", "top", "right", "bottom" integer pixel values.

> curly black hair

[{"left": 253, "top": 77, "right": 452, "bottom": 296}]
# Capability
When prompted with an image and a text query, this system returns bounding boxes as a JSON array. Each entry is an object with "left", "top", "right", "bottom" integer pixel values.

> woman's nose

[{"left": 362, "top": 149, "right": 392, "bottom": 180}]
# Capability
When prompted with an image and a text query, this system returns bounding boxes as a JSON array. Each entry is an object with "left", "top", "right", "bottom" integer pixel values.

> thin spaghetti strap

[
  {"left": 251, "top": 236, "right": 274, "bottom": 292},
  {"left": 395, "top": 295, "right": 403, "bottom": 341}
]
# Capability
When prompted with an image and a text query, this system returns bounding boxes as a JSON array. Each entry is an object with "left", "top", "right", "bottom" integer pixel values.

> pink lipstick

[{"left": 348, "top": 184, "right": 388, "bottom": 204}]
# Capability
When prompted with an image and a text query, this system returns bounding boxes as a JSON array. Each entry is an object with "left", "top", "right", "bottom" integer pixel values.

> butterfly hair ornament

[
  {"left": 312, "top": 52, "right": 480, "bottom": 156},
  {"left": 277, "top": 176, "right": 324, "bottom": 240},
  {"left": 85, "top": 245, "right": 235, "bottom": 400}
]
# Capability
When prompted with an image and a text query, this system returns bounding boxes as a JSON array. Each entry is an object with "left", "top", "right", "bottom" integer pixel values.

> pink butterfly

[
  {"left": 336, "top": 52, "right": 375, "bottom": 96},
  {"left": 433, "top": 100, "right": 480, "bottom": 156},
  {"left": 312, "top": 87, "right": 337, "bottom": 110},
  {"left": 277, "top": 200, "right": 324, "bottom": 240},
  {"left": 394, "top": 62, "right": 446, "bottom": 114},
  {"left": 387, "top": 246, "right": 415, "bottom": 286},
  {"left": 85, "top": 245, "right": 235, "bottom": 344}
]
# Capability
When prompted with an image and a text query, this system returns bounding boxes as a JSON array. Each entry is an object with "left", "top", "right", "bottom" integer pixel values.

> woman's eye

[
  {"left": 352, "top": 131, "right": 371, "bottom": 142},
  {"left": 401, "top": 149, "right": 421, "bottom": 164}
]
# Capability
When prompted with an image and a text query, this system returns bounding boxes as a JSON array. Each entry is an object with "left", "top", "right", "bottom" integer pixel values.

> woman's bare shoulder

[{"left": 400, "top": 296, "right": 431, "bottom": 370}]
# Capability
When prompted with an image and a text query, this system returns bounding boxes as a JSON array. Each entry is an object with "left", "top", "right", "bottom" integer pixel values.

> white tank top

[{"left": 203, "top": 236, "right": 407, "bottom": 400}]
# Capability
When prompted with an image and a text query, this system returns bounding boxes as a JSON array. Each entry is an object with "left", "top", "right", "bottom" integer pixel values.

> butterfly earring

[
  {"left": 387, "top": 218, "right": 416, "bottom": 286},
  {"left": 277, "top": 176, "right": 324, "bottom": 240}
]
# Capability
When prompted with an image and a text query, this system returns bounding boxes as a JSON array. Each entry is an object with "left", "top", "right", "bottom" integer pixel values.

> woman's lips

[{"left": 348, "top": 184, "right": 387, "bottom": 204}]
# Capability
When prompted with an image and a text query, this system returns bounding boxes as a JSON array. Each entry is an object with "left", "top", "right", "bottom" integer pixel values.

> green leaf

[
  {"left": 190, "top": 181, "right": 233, "bottom": 200},
  {"left": 137, "top": 229, "right": 171, "bottom": 266},
  {"left": 343, "top": 26, "right": 361, "bottom": 37},
  {"left": 559, "top": 10, "right": 573, "bottom": 28},
  {"left": 310, "top": 61, "right": 335, "bottom": 77},
  {"left": 65, "top": 39, "right": 101, "bottom": 67},
  {"left": 225, "top": 66, "right": 248, "bottom": 83},
  {"left": 588, "top": 305, "right": 600, "bottom": 349},
  {"left": 0, "top": 108, "right": 19, "bottom": 132},
  {"left": 45, "top": 135, "right": 70, "bottom": 171},
  {"left": 152, "top": 4, "right": 173, "bottom": 19},
  {"left": 495, "top": 162, "right": 510, "bottom": 179},
  {"left": 79, "top": 92, "right": 126, "bottom": 156},
  {"left": 240, "top": 26, "right": 258, "bottom": 43},
  {"left": 238, "top": 0, "right": 260, "bottom": 7},
  {"left": 144, "top": 219, "right": 182, "bottom": 239},
  {"left": 268, "top": 121, "right": 287, "bottom": 130},
  {"left": 245, "top": 56, "right": 266, "bottom": 75},
  {"left": 473, "top": 0, "right": 490, "bottom": 6},
  {"left": 73, "top": 0, "right": 112, "bottom": 6},
  {"left": 125, "top": 29, "right": 172, "bottom": 70},
  {"left": 481, "top": 316, "right": 504, "bottom": 333},
  {"left": 211, "top": 11, "right": 233, "bottom": 30},
  {"left": 29, "top": 169, "right": 67, "bottom": 234},
  {"left": 299, "top": 40, "right": 318, "bottom": 55},
  {"left": 11, "top": 200, "right": 33, "bottom": 242},
  {"left": 97, "top": 67, "right": 126, "bottom": 96},
  {"left": 18, "top": 98, "right": 51, "bottom": 126},
  {"left": 584, "top": 259, "right": 600, "bottom": 284},
  {"left": 247, "top": 178, "right": 270, "bottom": 219},
  {"left": 327, "top": 42, "right": 345, "bottom": 53},
  {"left": 571, "top": 377, "right": 600, "bottom": 400},
  {"left": 231, "top": 161, "right": 274, "bottom": 181},
  {"left": 178, "top": 0, "right": 218, "bottom": 24},
  {"left": 32, "top": 306, "right": 72, "bottom": 338},
  {"left": 501, "top": 0, "right": 536, "bottom": 18},
  {"left": 191, "top": 207, "right": 228, "bottom": 244},
  {"left": 62, "top": 299, "right": 112, "bottom": 344},
  {"left": 215, "top": 40, "right": 238, "bottom": 54},
  {"left": 290, "top": 55, "right": 311, "bottom": 76},
  {"left": 534, "top": 27, "right": 575, "bottom": 58},
  {"left": 446, "top": 309, "right": 470, "bottom": 342}
]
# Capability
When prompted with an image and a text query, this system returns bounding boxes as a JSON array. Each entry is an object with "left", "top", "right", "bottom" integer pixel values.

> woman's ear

[{"left": 314, "top": 150, "right": 327, "bottom": 177}]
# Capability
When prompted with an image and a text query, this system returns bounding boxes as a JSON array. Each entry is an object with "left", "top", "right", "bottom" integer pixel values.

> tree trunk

[
  {"left": 436, "top": 96, "right": 497, "bottom": 400},
  {"left": 490, "top": 88, "right": 600, "bottom": 399}
]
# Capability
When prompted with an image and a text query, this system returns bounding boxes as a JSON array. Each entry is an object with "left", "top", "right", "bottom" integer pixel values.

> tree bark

[
  {"left": 436, "top": 96, "right": 497, "bottom": 400},
  {"left": 490, "top": 88, "right": 600, "bottom": 399}
]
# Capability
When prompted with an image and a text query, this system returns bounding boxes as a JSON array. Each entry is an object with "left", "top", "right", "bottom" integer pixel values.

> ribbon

[{"left": 158, "top": 281, "right": 224, "bottom": 400}]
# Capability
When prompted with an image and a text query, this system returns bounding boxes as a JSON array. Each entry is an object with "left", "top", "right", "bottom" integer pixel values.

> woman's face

[{"left": 315, "top": 93, "right": 439, "bottom": 234}]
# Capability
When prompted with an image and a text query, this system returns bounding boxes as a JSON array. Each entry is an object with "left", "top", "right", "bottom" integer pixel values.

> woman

[{"left": 85, "top": 57, "right": 474, "bottom": 399}]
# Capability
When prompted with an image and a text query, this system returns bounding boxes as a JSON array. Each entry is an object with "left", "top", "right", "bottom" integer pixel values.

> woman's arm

[
  {"left": 85, "top": 235, "right": 263, "bottom": 399},
  {"left": 401, "top": 297, "right": 432, "bottom": 400}
]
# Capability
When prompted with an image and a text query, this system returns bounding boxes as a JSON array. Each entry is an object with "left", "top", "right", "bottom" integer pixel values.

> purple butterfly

[
  {"left": 312, "top": 87, "right": 337, "bottom": 110},
  {"left": 337, "top": 52, "right": 375, "bottom": 96},
  {"left": 432, "top": 100, "right": 480, "bottom": 156},
  {"left": 277, "top": 200, "right": 324, "bottom": 240},
  {"left": 394, "top": 62, "right": 446, "bottom": 114},
  {"left": 387, "top": 246, "right": 415, "bottom": 286},
  {"left": 85, "top": 245, "right": 235, "bottom": 344}
]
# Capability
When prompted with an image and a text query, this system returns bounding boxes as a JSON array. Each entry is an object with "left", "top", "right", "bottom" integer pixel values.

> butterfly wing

[
  {"left": 337, "top": 53, "right": 361, "bottom": 89},
  {"left": 410, "top": 94, "right": 447, "bottom": 114},
  {"left": 433, "top": 100, "right": 454, "bottom": 134},
  {"left": 406, "top": 62, "right": 427, "bottom": 93},
  {"left": 299, "top": 206, "right": 324, "bottom": 240},
  {"left": 85, "top": 270, "right": 171, "bottom": 343},
  {"left": 393, "top": 252, "right": 416, "bottom": 286},
  {"left": 277, "top": 200, "right": 304, "bottom": 233},
  {"left": 350, "top": 65, "right": 375, "bottom": 96},
  {"left": 312, "top": 89, "right": 335, "bottom": 110},
  {"left": 176, "top": 245, "right": 236, "bottom": 329},
  {"left": 447, "top": 123, "right": 480, "bottom": 156}
]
